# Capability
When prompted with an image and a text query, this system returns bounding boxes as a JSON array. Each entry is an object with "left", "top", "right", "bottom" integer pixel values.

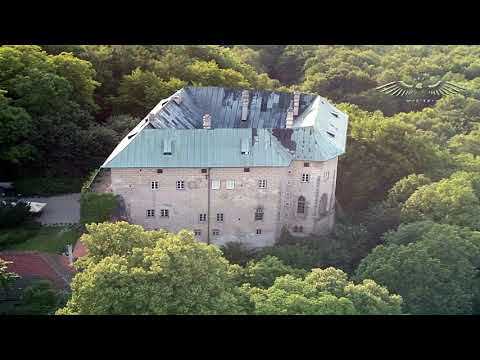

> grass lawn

[{"left": 0, "top": 226, "right": 81, "bottom": 253}]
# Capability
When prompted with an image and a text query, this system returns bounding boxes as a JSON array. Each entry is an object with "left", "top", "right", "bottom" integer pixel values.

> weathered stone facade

[{"left": 110, "top": 158, "right": 338, "bottom": 248}]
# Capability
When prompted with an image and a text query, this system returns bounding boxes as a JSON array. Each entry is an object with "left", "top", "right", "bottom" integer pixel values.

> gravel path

[{"left": 22, "top": 193, "right": 81, "bottom": 225}]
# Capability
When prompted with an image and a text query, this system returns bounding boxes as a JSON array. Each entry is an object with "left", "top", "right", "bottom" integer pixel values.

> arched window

[
  {"left": 297, "top": 196, "right": 306, "bottom": 214},
  {"left": 298, "top": 226, "right": 303, "bottom": 233},
  {"left": 319, "top": 193, "right": 328, "bottom": 216},
  {"left": 293, "top": 226, "right": 298, "bottom": 233},
  {"left": 255, "top": 207, "right": 264, "bottom": 221}
]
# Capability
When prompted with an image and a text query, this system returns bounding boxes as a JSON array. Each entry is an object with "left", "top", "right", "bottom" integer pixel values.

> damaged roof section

[
  {"left": 102, "top": 86, "right": 348, "bottom": 168},
  {"left": 145, "top": 86, "right": 317, "bottom": 130}
]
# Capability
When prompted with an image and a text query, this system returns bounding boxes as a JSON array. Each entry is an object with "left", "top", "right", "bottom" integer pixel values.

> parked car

[
  {"left": 0, "top": 182, "right": 16, "bottom": 197},
  {"left": 0, "top": 199, "right": 47, "bottom": 214}
]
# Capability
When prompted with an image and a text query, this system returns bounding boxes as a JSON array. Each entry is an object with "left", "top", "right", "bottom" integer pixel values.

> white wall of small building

[{"left": 109, "top": 157, "right": 338, "bottom": 248}]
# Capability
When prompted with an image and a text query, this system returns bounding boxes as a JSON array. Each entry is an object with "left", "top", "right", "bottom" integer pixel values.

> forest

[{"left": 2, "top": 45, "right": 480, "bottom": 315}]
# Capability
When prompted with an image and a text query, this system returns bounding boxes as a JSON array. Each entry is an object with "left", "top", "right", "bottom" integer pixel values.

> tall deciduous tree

[{"left": 58, "top": 223, "right": 242, "bottom": 315}]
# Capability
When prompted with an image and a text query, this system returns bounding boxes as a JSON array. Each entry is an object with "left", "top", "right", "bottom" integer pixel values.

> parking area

[{"left": 22, "top": 193, "right": 81, "bottom": 225}]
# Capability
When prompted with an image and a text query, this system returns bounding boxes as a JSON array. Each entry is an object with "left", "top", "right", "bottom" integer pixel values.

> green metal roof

[
  {"left": 104, "top": 128, "right": 292, "bottom": 168},
  {"left": 102, "top": 86, "right": 348, "bottom": 169}
]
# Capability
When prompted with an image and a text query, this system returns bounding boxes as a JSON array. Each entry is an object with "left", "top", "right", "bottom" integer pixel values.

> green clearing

[
  {"left": 0, "top": 226, "right": 81, "bottom": 253},
  {"left": 80, "top": 192, "right": 118, "bottom": 225}
]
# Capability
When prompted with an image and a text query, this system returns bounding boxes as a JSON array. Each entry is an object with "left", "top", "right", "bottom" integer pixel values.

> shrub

[
  {"left": 220, "top": 242, "right": 256, "bottom": 266},
  {"left": 0, "top": 201, "right": 31, "bottom": 229},
  {"left": 0, "top": 228, "right": 39, "bottom": 248},
  {"left": 241, "top": 256, "right": 306, "bottom": 288},
  {"left": 17, "top": 280, "right": 62, "bottom": 315},
  {"left": 80, "top": 192, "right": 118, "bottom": 225}
]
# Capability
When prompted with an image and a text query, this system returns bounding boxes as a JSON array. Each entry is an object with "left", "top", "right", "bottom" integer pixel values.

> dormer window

[
  {"left": 163, "top": 139, "right": 172, "bottom": 155},
  {"left": 241, "top": 139, "right": 250, "bottom": 155}
]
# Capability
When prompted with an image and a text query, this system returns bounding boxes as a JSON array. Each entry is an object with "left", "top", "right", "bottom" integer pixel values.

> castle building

[{"left": 99, "top": 86, "right": 348, "bottom": 247}]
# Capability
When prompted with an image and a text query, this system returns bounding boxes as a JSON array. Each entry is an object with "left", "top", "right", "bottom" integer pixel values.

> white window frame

[
  {"left": 211, "top": 180, "right": 220, "bottom": 190},
  {"left": 212, "top": 229, "right": 220, "bottom": 236},
  {"left": 216, "top": 213, "right": 224, "bottom": 222},
  {"left": 194, "top": 229, "right": 201, "bottom": 236},
  {"left": 146, "top": 209, "right": 155, "bottom": 217},
  {"left": 199, "top": 213, "right": 207, "bottom": 222},
  {"left": 160, "top": 209, "right": 169, "bottom": 217},
  {"left": 256, "top": 229, "right": 262, "bottom": 235},
  {"left": 302, "top": 174, "right": 310, "bottom": 183},
  {"left": 151, "top": 181, "right": 159, "bottom": 190},
  {"left": 176, "top": 180, "right": 185, "bottom": 190},
  {"left": 226, "top": 180, "right": 235, "bottom": 190},
  {"left": 258, "top": 179, "right": 267, "bottom": 189}
]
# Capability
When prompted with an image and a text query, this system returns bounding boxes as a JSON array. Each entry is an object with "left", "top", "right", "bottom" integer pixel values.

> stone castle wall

[{"left": 109, "top": 157, "right": 338, "bottom": 247}]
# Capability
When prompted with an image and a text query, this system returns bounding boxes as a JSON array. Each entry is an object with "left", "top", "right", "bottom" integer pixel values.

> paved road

[{"left": 22, "top": 193, "right": 81, "bottom": 225}]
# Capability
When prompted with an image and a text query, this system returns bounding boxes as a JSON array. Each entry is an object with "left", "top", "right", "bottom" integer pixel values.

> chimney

[
  {"left": 286, "top": 110, "right": 294, "bottom": 128},
  {"left": 203, "top": 114, "right": 212, "bottom": 129},
  {"left": 241, "top": 90, "right": 249, "bottom": 121},
  {"left": 293, "top": 91, "right": 300, "bottom": 116},
  {"left": 173, "top": 94, "right": 182, "bottom": 104}
]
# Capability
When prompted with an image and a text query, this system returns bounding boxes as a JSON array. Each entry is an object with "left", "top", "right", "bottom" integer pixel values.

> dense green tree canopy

[
  {"left": 243, "top": 267, "right": 402, "bottom": 315},
  {"left": 401, "top": 171, "right": 480, "bottom": 229},
  {"left": 335, "top": 103, "right": 452, "bottom": 210},
  {"left": 59, "top": 223, "right": 242, "bottom": 315},
  {"left": 386, "top": 174, "right": 432, "bottom": 205},
  {"left": 356, "top": 221, "right": 480, "bottom": 314}
]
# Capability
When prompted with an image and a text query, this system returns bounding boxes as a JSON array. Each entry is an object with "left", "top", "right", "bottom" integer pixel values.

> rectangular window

[
  {"left": 160, "top": 209, "right": 169, "bottom": 217},
  {"left": 199, "top": 213, "right": 207, "bottom": 222},
  {"left": 302, "top": 174, "right": 310, "bottom": 183},
  {"left": 293, "top": 225, "right": 304, "bottom": 233},
  {"left": 258, "top": 179, "right": 267, "bottom": 189},
  {"left": 304, "top": 162, "right": 310, "bottom": 167},
  {"left": 212, "top": 229, "right": 220, "bottom": 236},
  {"left": 194, "top": 229, "right": 201, "bottom": 236},
  {"left": 151, "top": 181, "right": 159, "bottom": 190},
  {"left": 211, "top": 180, "right": 220, "bottom": 190},
  {"left": 146, "top": 209, "right": 155, "bottom": 217},
  {"left": 255, "top": 207, "right": 264, "bottom": 221},
  {"left": 226, "top": 180, "right": 235, "bottom": 190},
  {"left": 201, "top": 169, "right": 207, "bottom": 174},
  {"left": 216, "top": 213, "right": 224, "bottom": 222},
  {"left": 157, "top": 169, "right": 163, "bottom": 174},
  {"left": 244, "top": 168, "right": 250, "bottom": 172},
  {"left": 256, "top": 229, "right": 262, "bottom": 235},
  {"left": 176, "top": 180, "right": 185, "bottom": 190}
]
